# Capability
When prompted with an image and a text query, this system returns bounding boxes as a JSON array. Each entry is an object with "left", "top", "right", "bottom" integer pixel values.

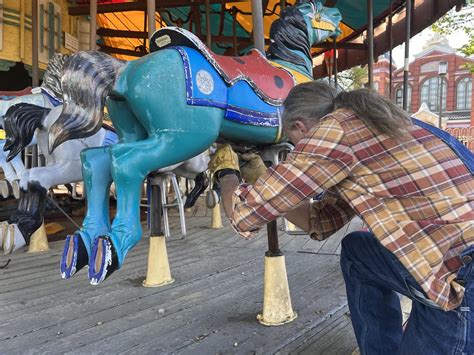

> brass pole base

[
  {"left": 257, "top": 255, "right": 297, "bottom": 326},
  {"left": 142, "top": 236, "right": 175, "bottom": 288},
  {"left": 209, "top": 203, "right": 223, "bottom": 229},
  {"left": 27, "top": 222, "right": 49, "bottom": 253}
]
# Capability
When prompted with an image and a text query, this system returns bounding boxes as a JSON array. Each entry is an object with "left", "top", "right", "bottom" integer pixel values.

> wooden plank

[
  {"left": 0, "top": 244, "right": 262, "bottom": 346},
  {"left": 281, "top": 306, "right": 356, "bottom": 354},
  {"left": 1, "top": 251, "right": 309, "bottom": 351},
  {"left": 12, "top": 255, "right": 341, "bottom": 353},
  {"left": 0, "top": 200, "right": 358, "bottom": 353}
]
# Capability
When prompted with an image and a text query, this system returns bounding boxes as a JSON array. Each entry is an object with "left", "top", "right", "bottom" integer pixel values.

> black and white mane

[
  {"left": 267, "top": 6, "right": 311, "bottom": 68},
  {"left": 3, "top": 103, "right": 51, "bottom": 161},
  {"left": 41, "top": 53, "right": 68, "bottom": 100}
]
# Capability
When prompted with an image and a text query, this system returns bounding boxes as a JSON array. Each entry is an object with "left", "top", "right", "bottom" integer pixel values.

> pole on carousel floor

[
  {"left": 250, "top": 0, "right": 297, "bottom": 325},
  {"left": 143, "top": 176, "right": 175, "bottom": 287},
  {"left": 232, "top": 7, "right": 238, "bottom": 55},
  {"left": 31, "top": 0, "right": 40, "bottom": 168},
  {"left": 90, "top": 0, "right": 97, "bottom": 50},
  {"left": 205, "top": 0, "right": 211, "bottom": 48},
  {"left": 333, "top": 39, "right": 338, "bottom": 88},
  {"left": 257, "top": 144, "right": 297, "bottom": 326},
  {"left": 32, "top": 0, "right": 39, "bottom": 87},
  {"left": 251, "top": 0, "right": 265, "bottom": 54},
  {"left": 147, "top": 0, "right": 156, "bottom": 45},
  {"left": 367, "top": 0, "right": 374, "bottom": 89},
  {"left": 388, "top": 0, "right": 394, "bottom": 99},
  {"left": 403, "top": 0, "right": 412, "bottom": 111}
]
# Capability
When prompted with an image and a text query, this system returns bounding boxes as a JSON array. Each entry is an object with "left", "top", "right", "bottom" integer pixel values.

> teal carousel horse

[{"left": 49, "top": 0, "right": 341, "bottom": 284}]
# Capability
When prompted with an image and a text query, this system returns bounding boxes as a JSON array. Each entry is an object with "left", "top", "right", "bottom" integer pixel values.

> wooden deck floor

[{"left": 0, "top": 202, "right": 362, "bottom": 354}]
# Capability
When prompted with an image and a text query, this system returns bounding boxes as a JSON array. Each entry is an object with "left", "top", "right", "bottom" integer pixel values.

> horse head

[
  {"left": 267, "top": 0, "right": 341, "bottom": 77},
  {"left": 3, "top": 103, "right": 51, "bottom": 162},
  {"left": 296, "top": 0, "right": 342, "bottom": 43}
]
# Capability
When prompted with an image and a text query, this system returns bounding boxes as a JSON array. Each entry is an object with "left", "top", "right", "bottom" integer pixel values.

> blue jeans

[{"left": 340, "top": 231, "right": 474, "bottom": 355}]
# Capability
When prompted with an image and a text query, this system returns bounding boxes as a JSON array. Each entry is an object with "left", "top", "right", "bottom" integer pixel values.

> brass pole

[{"left": 89, "top": 0, "right": 97, "bottom": 50}]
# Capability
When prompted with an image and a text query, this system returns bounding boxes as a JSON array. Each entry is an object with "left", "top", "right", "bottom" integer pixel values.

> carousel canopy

[{"left": 69, "top": 0, "right": 465, "bottom": 78}]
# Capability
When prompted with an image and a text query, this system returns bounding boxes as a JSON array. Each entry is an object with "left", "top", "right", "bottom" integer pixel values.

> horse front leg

[
  {"left": 3, "top": 181, "right": 47, "bottom": 254},
  {"left": 61, "top": 146, "right": 113, "bottom": 279},
  {"left": 4, "top": 158, "right": 83, "bottom": 254}
]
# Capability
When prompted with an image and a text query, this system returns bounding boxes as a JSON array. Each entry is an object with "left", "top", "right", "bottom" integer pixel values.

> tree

[
  {"left": 432, "top": 3, "right": 474, "bottom": 72},
  {"left": 337, "top": 66, "right": 368, "bottom": 91}
]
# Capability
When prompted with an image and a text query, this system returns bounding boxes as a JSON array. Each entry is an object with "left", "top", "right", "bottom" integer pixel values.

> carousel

[{"left": 0, "top": 0, "right": 467, "bottom": 352}]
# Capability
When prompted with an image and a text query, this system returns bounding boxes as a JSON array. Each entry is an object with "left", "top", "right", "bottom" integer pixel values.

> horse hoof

[
  {"left": 11, "top": 180, "right": 20, "bottom": 199},
  {"left": 88, "top": 236, "right": 118, "bottom": 285},
  {"left": 0, "top": 222, "right": 8, "bottom": 250},
  {"left": 3, "top": 223, "right": 26, "bottom": 255},
  {"left": 205, "top": 189, "right": 220, "bottom": 209},
  {"left": 184, "top": 173, "right": 209, "bottom": 209},
  {"left": 60, "top": 234, "right": 88, "bottom": 279},
  {"left": 0, "top": 180, "right": 12, "bottom": 199}
]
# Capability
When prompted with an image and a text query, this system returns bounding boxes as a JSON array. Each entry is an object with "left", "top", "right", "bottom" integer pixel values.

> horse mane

[
  {"left": 49, "top": 51, "right": 125, "bottom": 153},
  {"left": 3, "top": 103, "right": 51, "bottom": 161},
  {"left": 41, "top": 53, "right": 68, "bottom": 101},
  {"left": 267, "top": 6, "right": 310, "bottom": 68}
]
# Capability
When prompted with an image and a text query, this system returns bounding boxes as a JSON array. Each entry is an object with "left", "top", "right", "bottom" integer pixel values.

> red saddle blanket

[{"left": 150, "top": 27, "right": 296, "bottom": 105}]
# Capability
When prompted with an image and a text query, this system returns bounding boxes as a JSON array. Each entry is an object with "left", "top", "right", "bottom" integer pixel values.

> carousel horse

[
  {"left": 2, "top": 104, "right": 209, "bottom": 255},
  {"left": 1, "top": 103, "right": 118, "bottom": 254},
  {"left": 49, "top": 0, "right": 341, "bottom": 284},
  {"left": 0, "top": 54, "right": 69, "bottom": 252},
  {"left": 0, "top": 55, "right": 210, "bottom": 255},
  {"left": 0, "top": 121, "right": 26, "bottom": 199},
  {"left": 0, "top": 56, "right": 72, "bottom": 199}
]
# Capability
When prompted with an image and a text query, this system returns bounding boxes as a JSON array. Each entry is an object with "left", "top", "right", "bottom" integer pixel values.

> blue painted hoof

[
  {"left": 88, "top": 236, "right": 118, "bottom": 285},
  {"left": 60, "top": 234, "right": 88, "bottom": 279}
]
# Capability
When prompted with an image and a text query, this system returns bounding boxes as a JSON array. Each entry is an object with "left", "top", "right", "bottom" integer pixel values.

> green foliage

[
  {"left": 338, "top": 66, "right": 368, "bottom": 90},
  {"left": 432, "top": 4, "right": 474, "bottom": 72}
]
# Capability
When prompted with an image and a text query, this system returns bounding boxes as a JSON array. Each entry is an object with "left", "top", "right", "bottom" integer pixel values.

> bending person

[{"left": 209, "top": 82, "right": 474, "bottom": 354}]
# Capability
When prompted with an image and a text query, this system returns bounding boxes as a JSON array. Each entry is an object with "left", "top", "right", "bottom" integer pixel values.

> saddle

[{"left": 150, "top": 27, "right": 296, "bottom": 105}]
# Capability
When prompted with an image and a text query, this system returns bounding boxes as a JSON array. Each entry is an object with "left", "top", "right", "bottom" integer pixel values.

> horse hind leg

[
  {"left": 89, "top": 128, "right": 220, "bottom": 284},
  {"left": 61, "top": 146, "right": 113, "bottom": 279}
]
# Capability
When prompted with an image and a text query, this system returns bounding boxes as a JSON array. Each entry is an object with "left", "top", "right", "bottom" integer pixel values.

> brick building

[{"left": 374, "top": 35, "right": 474, "bottom": 128}]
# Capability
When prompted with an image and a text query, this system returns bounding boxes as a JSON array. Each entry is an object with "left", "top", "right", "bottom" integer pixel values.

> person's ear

[{"left": 294, "top": 120, "right": 309, "bottom": 135}]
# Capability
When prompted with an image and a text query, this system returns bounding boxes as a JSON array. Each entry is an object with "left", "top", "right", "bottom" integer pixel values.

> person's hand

[
  {"left": 240, "top": 153, "right": 267, "bottom": 184},
  {"left": 208, "top": 144, "right": 240, "bottom": 178}
]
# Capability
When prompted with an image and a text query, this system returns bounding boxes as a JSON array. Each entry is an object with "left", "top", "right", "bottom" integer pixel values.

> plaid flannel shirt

[{"left": 230, "top": 108, "right": 474, "bottom": 311}]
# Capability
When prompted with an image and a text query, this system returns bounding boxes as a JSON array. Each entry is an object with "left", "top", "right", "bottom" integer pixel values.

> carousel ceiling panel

[{"left": 74, "top": 0, "right": 464, "bottom": 75}]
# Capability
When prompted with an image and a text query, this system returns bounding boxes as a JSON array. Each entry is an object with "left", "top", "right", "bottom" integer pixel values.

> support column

[
  {"left": 205, "top": 0, "right": 211, "bottom": 48},
  {"left": 332, "top": 39, "right": 338, "bottom": 88},
  {"left": 367, "top": 0, "right": 374, "bottom": 89},
  {"left": 147, "top": 0, "right": 156, "bottom": 44},
  {"left": 232, "top": 7, "right": 237, "bottom": 55},
  {"left": 388, "top": 0, "right": 393, "bottom": 99},
  {"left": 251, "top": 0, "right": 265, "bottom": 54},
  {"left": 32, "top": 0, "right": 39, "bottom": 87},
  {"left": 89, "top": 0, "right": 97, "bottom": 50},
  {"left": 143, "top": 176, "right": 174, "bottom": 287},
  {"left": 403, "top": 0, "right": 412, "bottom": 111}
]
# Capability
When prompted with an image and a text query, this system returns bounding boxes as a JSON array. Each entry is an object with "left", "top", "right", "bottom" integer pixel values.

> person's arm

[
  {"left": 220, "top": 119, "right": 355, "bottom": 238},
  {"left": 307, "top": 190, "right": 356, "bottom": 240}
]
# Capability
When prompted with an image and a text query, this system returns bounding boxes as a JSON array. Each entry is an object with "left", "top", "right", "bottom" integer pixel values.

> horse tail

[
  {"left": 48, "top": 51, "right": 125, "bottom": 153},
  {"left": 3, "top": 103, "right": 51, "bottom": 162}
]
